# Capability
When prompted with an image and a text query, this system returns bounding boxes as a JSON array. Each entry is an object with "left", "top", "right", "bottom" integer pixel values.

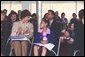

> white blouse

[{"left": 10, "top": 21, "right": 33, "bottom": 40}]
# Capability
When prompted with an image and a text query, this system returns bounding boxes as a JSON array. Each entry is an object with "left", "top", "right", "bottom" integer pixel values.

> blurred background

[{"left": 1, "top": 1, "right": 84, "bottom": 23}]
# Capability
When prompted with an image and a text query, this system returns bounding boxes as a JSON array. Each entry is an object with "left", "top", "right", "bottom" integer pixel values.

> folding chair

[
  {"left": 4, "top": 37, "right": 12, "bottom": 56},
  {"left": 29, "top": 37, "right": 62, "bottom": 56},
  {"left": 73, "top": 50, "right": 80, "bottom": 56},
  {"left": 29, "top": 36, "right": 34, "bottom": 56},
  {"left": 6, "top": 36, "right": 34, "bottom": 56}
]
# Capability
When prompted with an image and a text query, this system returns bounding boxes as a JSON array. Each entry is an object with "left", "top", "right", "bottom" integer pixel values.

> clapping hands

[{"left": 16, "top": 27, "right": 29, "bottom": 36}]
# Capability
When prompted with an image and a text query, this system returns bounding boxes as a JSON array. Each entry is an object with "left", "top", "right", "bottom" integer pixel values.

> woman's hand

[
  {"left": 23, "top": 29, "right": 29, "bottom": 34},
  {"left": 22, "top": 29, "right": 29, "bottom": 36},
  {"left": 16, "top": 31, "right": 21, "bottom": 36},
  {"left": 16, "top": 27, "right": 23, "bottom": 36}
]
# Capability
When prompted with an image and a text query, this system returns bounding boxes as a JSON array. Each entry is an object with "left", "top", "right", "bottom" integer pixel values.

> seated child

[
  {"left": 60, "top": 29, "right": 74, "bottom": 56},
  {"left": 34, "top": 19, "right": 55, "bottom": 56}
]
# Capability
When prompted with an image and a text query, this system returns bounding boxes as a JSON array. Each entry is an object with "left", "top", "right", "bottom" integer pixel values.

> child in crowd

[
  {"left": 60, "top": 29, "right": 74, "bottom": 56},
  {"left": 34, "top": 19, "right": 55, "bottom": 56}
]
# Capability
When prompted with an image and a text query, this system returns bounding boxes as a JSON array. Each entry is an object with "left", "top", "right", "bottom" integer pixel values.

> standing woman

[{"left": 10, "top": 9, "right": 33, "bottom": 56}]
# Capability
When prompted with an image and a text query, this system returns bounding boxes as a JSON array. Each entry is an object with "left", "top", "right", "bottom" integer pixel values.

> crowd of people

[{"left": 1, "top": 9, "right": 84, "bottom": 56}]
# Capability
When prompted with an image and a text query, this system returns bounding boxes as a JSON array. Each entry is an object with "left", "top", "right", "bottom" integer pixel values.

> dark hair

[
  {"left": 61, "top": 12, "right": 65, "bottom": 16},
  {"left": 72, "top": 13, "right": 77, "bottom": 16},
  {"left": 10, "top": 10, "right": 15, "bottom": 13},
  {"left": 55, "top": 11, "right": 59, "bottom": 14},
  {"left": 18, "top": 10, "right": 21, "bottom": 13},
  {"left": 8, "top": 11, "right": 19, "bottom": 21},
  {"left": 21, "top": 9, "right": 31, "bottom": 19},
  {"left": 56, "top": 11, "right": 58, "bottom": 12},
  {"left": 48, "top": 10, "right": 55, "bottom": 16},
  {"left": 3, "top": 9, "right": 7, "bottom": 11},
  {"left": 78, "top": 9, "right": 84, "bottom": 19},
  {"left": 31, "top": 13, "right": 37, "bottom": 18},
  {"left": 68, "top": 23, "right": 72, "bottom": 29},
  {"left": 1, "top": 10, "right": 4, "bottom": 14},
  {"left": 31, "top": 13, "right": 36, "bottom": 17},
  {"left": 43, "top": 13, "right": 48, "bottom": 19},
  {"left": 3, "top": 9, "right": 7, "bottom": 13},
  {"left": 10, "top": 11, "right": 17, "bottom": 16}
]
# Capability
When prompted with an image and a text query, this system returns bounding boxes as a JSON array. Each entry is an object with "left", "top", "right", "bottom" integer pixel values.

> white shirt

[
  {"left": 11, "top": 21, "right": 33, "bottom": 40},
  {"left": 49, "top": 19, "right": 53, "bottom": 27},
  {"left": 82, "top": 19, "right": 84, "bottom": 24}
]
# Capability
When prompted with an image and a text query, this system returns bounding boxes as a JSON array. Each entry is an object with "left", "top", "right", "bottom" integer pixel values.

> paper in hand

[{"left": 34, "top": 43, "right": 55, "bottom": 51}]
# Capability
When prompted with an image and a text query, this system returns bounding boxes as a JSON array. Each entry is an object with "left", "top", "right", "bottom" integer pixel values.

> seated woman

[
  {"left": 10, "top": 10, "right": 33, "bottom": 56},
  {"left": 33, "top": 19, "right": 55, "bottom": 56},
  {"left": 60, "top": 29, "right": 74, "bottom": 56}
]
